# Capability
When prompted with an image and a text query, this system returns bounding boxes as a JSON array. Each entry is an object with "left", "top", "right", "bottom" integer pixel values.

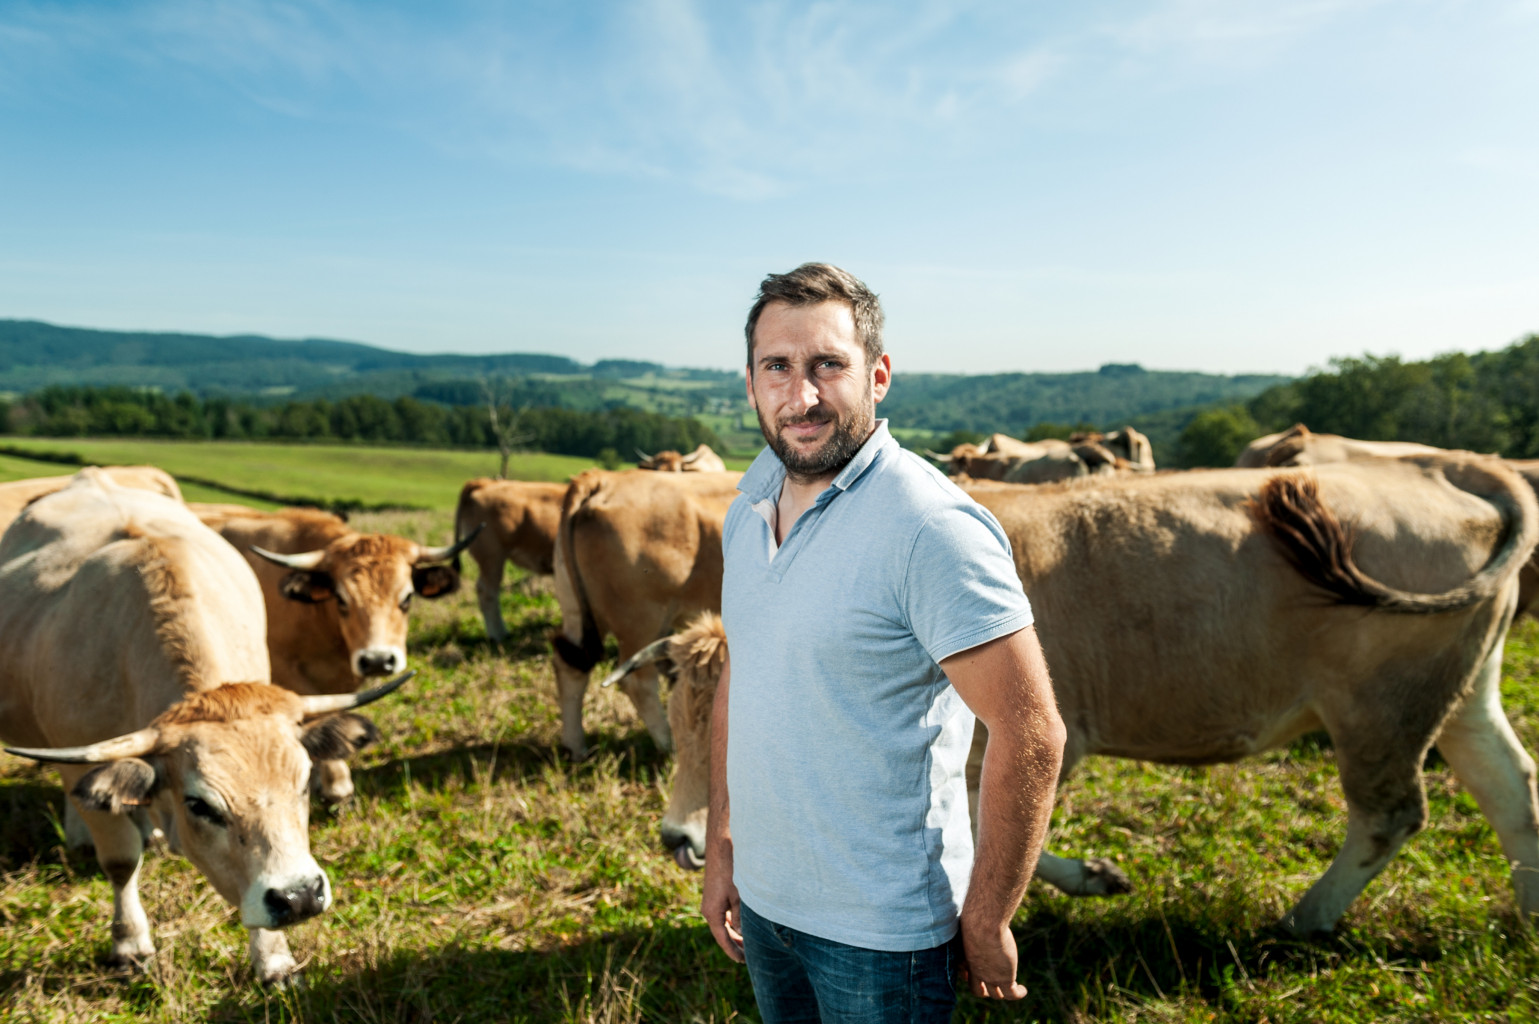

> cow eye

[
  {"left": 185, "top": 796, "right": 226, "bottom": 827},
  {"left": 336, "top": 594, "right": 350, "bottom": 616},
  {"left": 399, "top": 593, "right": 413, "bottom": 612}
]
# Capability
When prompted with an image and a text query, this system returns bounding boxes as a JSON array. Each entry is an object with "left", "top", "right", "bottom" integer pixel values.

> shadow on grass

[
  {"left": 190, "top": 907, "right": 1467, "bottom": 1024},
  {"left": 993, "top": 901, "right": 1452, "bottom": 1023},
  {"left": 409, "top": 606, "right": 559, "bottom": 663},
  {"left": 351, "top": 729, "right": 671, "bottom": 801},
  {"left": 207, "top": 923, "right": 756, "bottom": 1024},
  {"left": 0, "top": 779, "right": 69, "bottom": 868}
]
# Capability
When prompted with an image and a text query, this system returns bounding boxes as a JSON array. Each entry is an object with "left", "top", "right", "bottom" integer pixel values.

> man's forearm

[
  {"left": 962, "top": 707, "right": 1064, "bottom": 929},
  {"left": 706, "top": 658, "right": 732, "bottom": 851}
]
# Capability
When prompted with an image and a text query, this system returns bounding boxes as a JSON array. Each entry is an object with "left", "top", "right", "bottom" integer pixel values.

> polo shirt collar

[{"left": 738, "top": 419, "right": 896, "bottom": 501}]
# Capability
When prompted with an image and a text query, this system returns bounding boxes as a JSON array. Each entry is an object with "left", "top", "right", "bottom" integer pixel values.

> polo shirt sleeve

[{"left": 903, "top": 502, "right": 1034, "bottom": 665}]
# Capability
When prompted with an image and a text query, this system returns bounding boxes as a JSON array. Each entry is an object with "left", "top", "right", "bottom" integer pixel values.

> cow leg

[
  {"left": 1435, "top": 645, "right": 1539, "bottom": 917},
  {"left": 248, "top": 926, "right": 299, "bottom": 985},
  {"left": 964, "top": 721, "right": 1128, "bottom": 896},
  {"left": 619, "top": 662, "right": 673, "bottom": 753},
  {"left": 64, "top": 800, "right": 94, "bottom": 854},
  {"left": 1283, "top": 735, "right": 1430, "bottom": 936},
  {"left": 474, "top": 552, "right": 509, "bottom": 644},
  {"left": 554, "top": 655, "right": 591, "bottom": 761},
  {"left": 63, "top": 783, "right": 154, "bottom": 966},
  {"left": 310, "top": 757, "right": 355, "bottom": 806}
]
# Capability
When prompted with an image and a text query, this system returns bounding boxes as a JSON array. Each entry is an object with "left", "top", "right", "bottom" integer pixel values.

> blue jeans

[{"left": 740, "top": 902, "right": 961, "bottom": 1024}]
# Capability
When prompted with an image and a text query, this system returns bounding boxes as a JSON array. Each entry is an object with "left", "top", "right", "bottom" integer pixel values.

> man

[{"left": 702, "top": 262, "right": 1067, "bottom": 1021}]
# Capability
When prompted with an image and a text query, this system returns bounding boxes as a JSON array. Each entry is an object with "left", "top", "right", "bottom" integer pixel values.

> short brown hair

[{"left": 744, "top": 263, "right": 884, "bottom": 371}]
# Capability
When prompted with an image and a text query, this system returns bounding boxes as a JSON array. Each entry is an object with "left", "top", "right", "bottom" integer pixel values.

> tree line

[
  {"left": 0, "top": 387, "right": 722, "bottom": 461},
  {"left": 1176, "top": 333, "right": 1539, "bottom": 466}
]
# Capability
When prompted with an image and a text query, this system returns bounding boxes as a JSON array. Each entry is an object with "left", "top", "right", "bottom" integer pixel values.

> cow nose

[
  {"left": 356, "top": 649, "right": 400, "bottom": 677},
  {"left": 263, "top": 877, "right": 328, "bottom": 925},
  {"left": 659, "top": 825, "right": 688, "bottom": 852}
]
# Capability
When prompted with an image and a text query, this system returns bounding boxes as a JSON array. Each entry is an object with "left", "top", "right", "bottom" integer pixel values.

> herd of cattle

[{"left": 4, "top": 424, "right": 1539, "bottom": 984}]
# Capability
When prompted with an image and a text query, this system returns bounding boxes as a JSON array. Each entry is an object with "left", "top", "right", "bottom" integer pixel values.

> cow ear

[
  {"left": 412, "top": 565, "right": 460, "bottom": 600},
  {"left": 280, "top": 570, "right": 336, "bottom": 604},
  {"left": 301, "top": 713, "right": 379, "bottom": 761},
  {"left": 72, "top": 759, "right": 158, "bottom": 815}
]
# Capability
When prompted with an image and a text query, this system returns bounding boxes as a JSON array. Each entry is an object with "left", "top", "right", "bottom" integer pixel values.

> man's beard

[{"left": 758, "top": 399, "right": 873, "bottom": 481}]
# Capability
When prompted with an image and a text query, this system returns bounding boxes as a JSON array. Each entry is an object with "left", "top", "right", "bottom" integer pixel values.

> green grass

[
  {"left": 0, "top": 439, "right": 599, "bottom": 512},
  {"left": 6, "top": 512, "right": 1539, "bottom": 1021}
]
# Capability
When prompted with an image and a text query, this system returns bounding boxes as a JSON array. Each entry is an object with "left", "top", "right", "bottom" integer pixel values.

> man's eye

[{"left": 185, "top": 796, "right": 226, "bottom": 827}]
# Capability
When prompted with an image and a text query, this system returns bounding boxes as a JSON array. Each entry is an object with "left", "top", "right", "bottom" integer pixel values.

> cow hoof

[
  {"left": 99, "top": 948, "right": 152, "bottom": 973},
  {"left": 261, "top": 967, "right": 307, "bottom": 990},
  {"left": 1083, "top": 858, "right": 1133, "bottom": 896}
]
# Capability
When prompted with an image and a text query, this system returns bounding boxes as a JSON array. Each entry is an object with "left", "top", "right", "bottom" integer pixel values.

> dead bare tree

[{"left": 479, "top": 375, "right": 532, "bottom": 479}]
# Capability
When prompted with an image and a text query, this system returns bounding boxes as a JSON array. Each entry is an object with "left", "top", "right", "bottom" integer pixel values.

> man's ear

[
  {"left": 301, "top": 713, "right": 380, "bottom": 761},
  {"left": 744, "top": 365, "right": 757, "bottom": 412},
  {"left": 871, "top": 352, "right": 893, "bottom": 404},
  {"left": 412, "top": 565, "right": 459, "bottom": 599},
  {"left": 280, "top": 570, "right": 336, "bottom": 604},
  {"left": 72, "top": 759, "right": 158, "bottom": 814}
]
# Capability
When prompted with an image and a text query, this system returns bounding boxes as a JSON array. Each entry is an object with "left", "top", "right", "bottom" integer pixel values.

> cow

[
  {"left": 189, "top": 503, "right": 474, "bottom": 804},
  {"left": 635, "top": 443, "right": 729, "bottom": 472},
  {"left": 1234, "top": 423, "right": 1444, "bottom": 468},
  {"left": 1071, "top": 426, "right": 1156, "bottom": 472},
  {"left": 0, "top": 470, "right": 408, "bottom": 983},
  {"left": 0, "top": 465, "right": 182, "bottom": 529},
  {"left": 453, "top": 478, "right": 568, "bottom": 643},
  {"left": 927, "top": 438, "right": 1090, "bottom": 483},
  {"left": 1231, "top": 428, "right": 1539, "bottom": 620},
  {"left": 631, "top": 454, "right": 1539, "bottom": 936},
  {"left": 550, "top": 468, "right": 741, "bottom": 760}
]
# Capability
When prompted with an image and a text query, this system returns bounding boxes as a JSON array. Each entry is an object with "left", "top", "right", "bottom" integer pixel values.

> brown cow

[
  {"left": 190, "top": 504, "right": 473, "bottom": 803},
  {"left": 1234, "top": 423, "right": 1444, "bottom": 468},
  {"left": 0, "top": 471, "right": 406, "bottom": 983},
  {"left": 453, "top": 478, "right": 568, "bottom": 642},
  {"left": 1071, "top": 426, "right": 1156, "bottom": 472},
  {"left": 0, "top": 465, "right": 182, "bottom": 529},
  {"left": 550, "top": 469, "right": 741, "bottom": 760},
  {"left": 638, "top": 455, "right": 1539, "bottom": 936},
  {"left": 636, "top": 443, "right": 729, "bottom": 472}
]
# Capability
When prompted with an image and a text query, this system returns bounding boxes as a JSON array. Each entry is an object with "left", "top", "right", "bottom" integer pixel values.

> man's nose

[{"left": 787, "top": 373, "right": 821, "bottom": 414}]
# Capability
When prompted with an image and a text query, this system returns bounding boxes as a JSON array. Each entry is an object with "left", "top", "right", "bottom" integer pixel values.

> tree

[
  {"left": 479, "top": 375, "right": 532, "bottom": 479},
  {"left": 1179, "top": 406, "right": 1260, "bottom": 468}
]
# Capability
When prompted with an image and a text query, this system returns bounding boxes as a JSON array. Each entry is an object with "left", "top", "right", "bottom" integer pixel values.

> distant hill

[{"left": 0, "top": 319, "right": 1289, "bottom": 456}]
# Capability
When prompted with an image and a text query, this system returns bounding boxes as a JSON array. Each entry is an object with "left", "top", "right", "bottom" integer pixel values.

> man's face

[{"left": 746, "top": 300, "right": 891, "bottom": 483}]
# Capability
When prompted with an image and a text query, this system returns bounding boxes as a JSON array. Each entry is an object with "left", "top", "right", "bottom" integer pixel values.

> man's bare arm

[
  {"left": 942, "top": 625, "right": 1065, "bottom": 1001},
  {"left": 701, "top": 654, "right": 744, "bottom": 962}
]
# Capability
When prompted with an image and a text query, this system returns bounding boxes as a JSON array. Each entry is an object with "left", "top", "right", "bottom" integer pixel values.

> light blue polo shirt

[{"left": 722, "top": 420, "right": 1033, "bottom": 951}]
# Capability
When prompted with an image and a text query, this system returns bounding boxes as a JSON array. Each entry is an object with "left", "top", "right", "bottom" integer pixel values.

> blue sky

[{"left": 1, "top": 0, "right": 1535, "bottom": 375}]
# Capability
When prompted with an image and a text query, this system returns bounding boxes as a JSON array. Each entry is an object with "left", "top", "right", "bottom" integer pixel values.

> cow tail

[
  {"left": 453, "top": 478, "right": 493, "bottom": 575},
  {"left": 1251, "top": 462, "right": 1539, "bottom": 614},
  {"left": 551, "top": 471, "right": 606, "bottom": 673}
]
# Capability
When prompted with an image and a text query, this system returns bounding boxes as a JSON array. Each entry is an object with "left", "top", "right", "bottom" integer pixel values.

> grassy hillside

[
  {"left": 2, "top": 510, "right": 1538, "bottom": 1021},
  {"left": 0, "top": 439, "right": 599, "bottom": 512}
]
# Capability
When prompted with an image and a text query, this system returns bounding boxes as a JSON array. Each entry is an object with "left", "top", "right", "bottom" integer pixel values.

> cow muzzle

[
  {"left": 660, "top": 824, "right": 706, "bottom": 871},
  {"left": 353, "top": 646, "right": 405, "bottom": 678},
  {"left": 259, "top": 874, "right": 330, "bottom": 927}
]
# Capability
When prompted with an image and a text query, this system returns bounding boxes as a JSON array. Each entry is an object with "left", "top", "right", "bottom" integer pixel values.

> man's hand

[
  {"left": 702, "top": 652, "right": 744, "bottom": 962},
  {"left": 957, "top": 914, "right": 1027, "bottom": 1000},
  {"left": 701, "top": 841, "right": 745, "bottom": 963}
]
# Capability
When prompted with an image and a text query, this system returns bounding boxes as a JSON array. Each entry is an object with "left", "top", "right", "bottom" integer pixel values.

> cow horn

[
  {"left": 5, "top": 727, "right": 159, "bottom": 764},
  {"left": 635, "top": 448, "right": 654, "bottom": 462},
  {"left": 251, "top": 545, "right": 326, "bottom": 571},
  {"left": 679, "top": 449, "right": 702, "bottom": 465},
  {"left": 600, "top": 636, "right": 673, "bottom": 688},
  {"left": 923, "top": 450, "right": 953, "bottom": 463},
  {"left": 298, "top": 671, "right": 415, "bottom": 719},
  {"left": 416, "top": 523, "right": 483, "bottom": 564}
]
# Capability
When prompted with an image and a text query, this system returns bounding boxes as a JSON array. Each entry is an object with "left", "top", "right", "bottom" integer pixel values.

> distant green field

[
  {"left": 0, "top": 452, "right": 282, "bottom": 510},
  {"left": 0, "top": 439, "right": 599, "bottom": 512}
]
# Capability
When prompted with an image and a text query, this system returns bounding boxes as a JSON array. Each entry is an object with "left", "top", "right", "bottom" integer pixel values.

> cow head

[
  {"left": 252, "top": 528, "right": 477, "bottom": 679},
  {"left": 654, "top": 614, "right": 727, "bottom": 871},
  {"left": 636, "top": 449, "right": 686, "bottom": 471},
  {"left": 6, "top": 674, "right": 410, "bottom": 929}
]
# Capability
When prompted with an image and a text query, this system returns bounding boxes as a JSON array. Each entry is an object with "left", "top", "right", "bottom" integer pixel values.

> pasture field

[
  {"left": 0, "top": 439, "right": 600, "bottom": 512},
  {"left": 5, "top": 517, "right": 1539, "bottom": 1021},
  {"left": 0, "top": 452, "right": 281, "bottom": 510}
]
